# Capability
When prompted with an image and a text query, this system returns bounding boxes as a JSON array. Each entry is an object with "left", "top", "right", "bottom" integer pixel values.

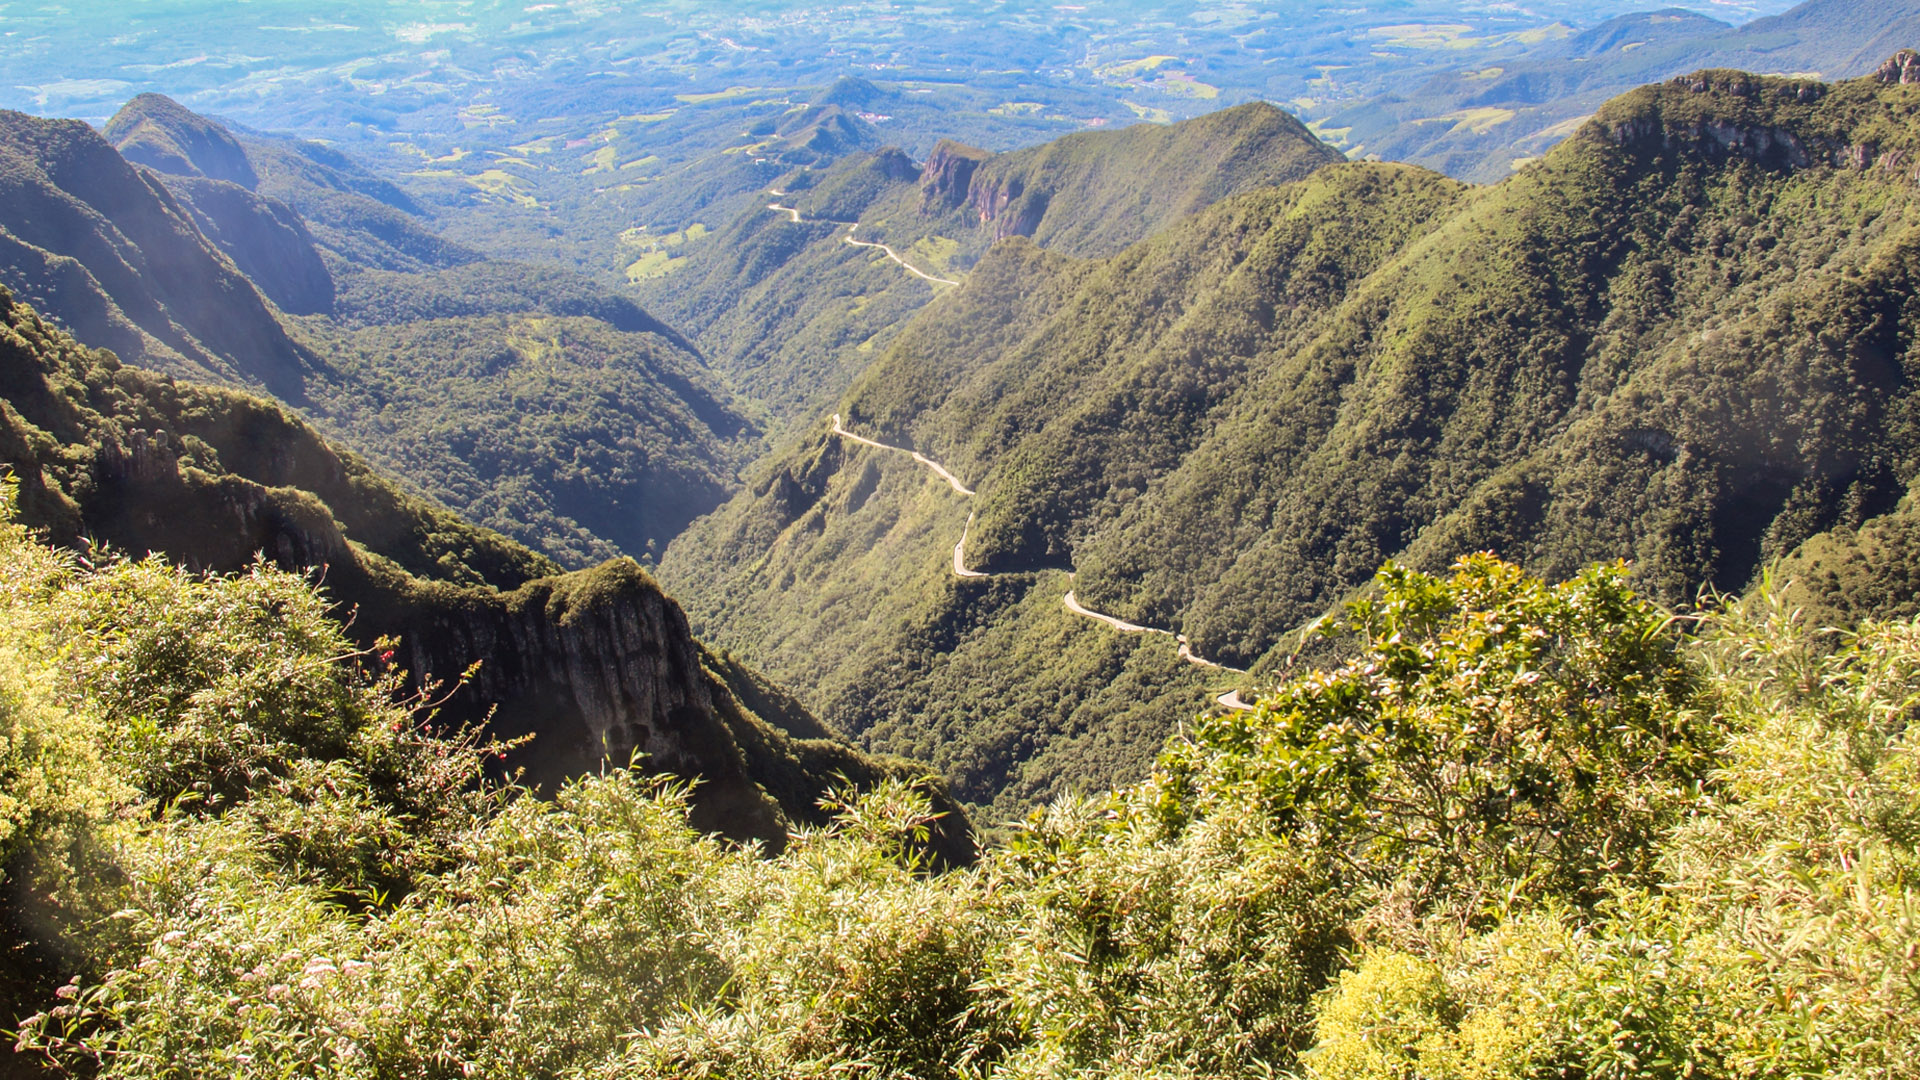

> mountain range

[
  {"left": 2, "top": 9, "right": 1919, "bottom": 1075},
  {"left": 5, "top": 33, "right": 1920, "bottom": 838}
]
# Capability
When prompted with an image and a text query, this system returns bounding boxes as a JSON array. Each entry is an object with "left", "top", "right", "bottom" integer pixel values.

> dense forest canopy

[{"left": 662, "top": 59, "right": 1920, "bottom": 821}]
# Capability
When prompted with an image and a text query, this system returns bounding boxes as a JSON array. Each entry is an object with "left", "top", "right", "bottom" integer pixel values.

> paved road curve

[
  {"left": 767, "top": 194, "right": 961, "bottom": 287},
  {"left": 828, "top": 412, "right": 1254, "bottom": 708}
]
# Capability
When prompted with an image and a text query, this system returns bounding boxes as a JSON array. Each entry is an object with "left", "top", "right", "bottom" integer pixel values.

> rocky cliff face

[
  {"left": 0, "top": 289, "right": 971, "bottom": 857},
  {"left": 966, "top": 173, "right": 1050, "bottom": 243},
  {"left": 918, "top": 138, "right": 991, "bottom": 212},
  {"left": 1603, "top": 66, "right": 1920, "bottom": 183},
  {"left": 390, "top": 560, "right": 786, "bottom": 839},
  {"left": 916, "top": 103, "right": 1344, "bottom": 258}
]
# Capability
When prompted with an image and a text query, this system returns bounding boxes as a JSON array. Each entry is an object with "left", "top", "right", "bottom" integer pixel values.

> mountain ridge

[
  {"left": 662, "top": 57, "right": 1920, "bottom": 818},
  {"left": 641, "top": 102, "right": 1346, "bottom": 433},
  {"left": 0, "top": 283, "right": 971, "bottom": 858}
]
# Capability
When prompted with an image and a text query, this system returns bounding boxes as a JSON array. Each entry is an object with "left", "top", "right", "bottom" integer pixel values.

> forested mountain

[
  {"left": 5, "top": 11, "right": 1920, "bottom": 1074},
  {"left": 663, "top": 56, "right": 1920, "bottom": 820},
  {"left": 0, "top": 95, "right": 756, "bottom": 567},
  {"left": 0, "top": 108, "right": 317, "bottom": 395},
  {"left": 642, "top": 102, "right": 1343, "bottom": 430},
  {"left": 105, "top": 92, "right": 484, "bottom": 277},
  {"left": 0, "top": 285, "right": 966, "bottom": 856}
]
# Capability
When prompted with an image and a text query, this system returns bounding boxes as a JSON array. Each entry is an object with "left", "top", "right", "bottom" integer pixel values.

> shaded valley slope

[{"left": 0, "top": 94, "right": 752, "bottom": 570}]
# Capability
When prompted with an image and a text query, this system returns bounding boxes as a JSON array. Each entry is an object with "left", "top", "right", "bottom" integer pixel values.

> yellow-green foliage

[
  {"left": 0, "top": 507, "right": 123, "bottom": 903},
  {"left": 1300, "top": 586, "right": 1920, "bottom": 1080},
  {"left": 9, "top": 544, "right": 1920, "bottom": 1077}
]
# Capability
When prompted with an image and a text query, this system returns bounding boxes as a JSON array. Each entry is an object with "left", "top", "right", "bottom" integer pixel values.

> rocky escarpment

[
  {"left": 0, "top": 289, "right": 970, "bottom": 857},
  {"left": 384, "top": 561, "right": 787, "bottom": 837},
  {"left": 918, "top": 138, "right": 991, "bottom": 213},
  {"left": 1602, "top": 61, "right": 1920, "bottom": 182},
  {"left": 916, "top": 102, "right": 1343, "bottom": 258},
  {"left": 967, "top": 173, "right": 1051, "bottom": 244}
]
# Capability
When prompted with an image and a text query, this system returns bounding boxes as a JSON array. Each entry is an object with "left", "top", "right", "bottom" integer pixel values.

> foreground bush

[{"left": 5, "top": 521, "right": 1916, "bottom": 1077}]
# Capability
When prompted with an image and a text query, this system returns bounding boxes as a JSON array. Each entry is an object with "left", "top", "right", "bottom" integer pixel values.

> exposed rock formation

[
  {"left": 917, "top": 103, "right": 1343, "bottom": 258},
  {"left": 1877, "top": 48, "right": 1920, "bottom": 84},
  {"left": 0, "top": 288, "right": 972, "bottom": 859},
  {"left": 918, "top": 139, "right": 991, "bottom": 212}
]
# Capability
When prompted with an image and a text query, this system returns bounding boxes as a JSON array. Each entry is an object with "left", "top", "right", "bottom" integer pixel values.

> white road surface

[
  {"left": 766, "top": 194, "right": 960, "bottom": 287},
  {"left": 829, "top": 414, "right": 1252, "bottom": 685}
]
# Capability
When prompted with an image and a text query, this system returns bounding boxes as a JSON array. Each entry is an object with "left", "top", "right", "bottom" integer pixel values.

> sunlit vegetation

[
  {"left": 6, "top": 538, "right": 1914, "bottom": 1077},
  {"left": 621, "top": 223, "right": 712, "bottom": 282}
]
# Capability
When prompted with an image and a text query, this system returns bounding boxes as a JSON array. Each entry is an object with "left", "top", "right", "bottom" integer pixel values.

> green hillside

[
  {"left": 26, "top": 94, "right": 755, "bottom": 566},
  {"left": 5, "top": 545, "right": 1914, "bottom": 1077},
  {"left": 663, "top": 61, "right": 1920, "bottom": 819},
  {"left": 0, "top": 286, "right": 966, "bottom": 858},
  {"left": 0, "top": 107, "right": 317, "bottom": 395}
]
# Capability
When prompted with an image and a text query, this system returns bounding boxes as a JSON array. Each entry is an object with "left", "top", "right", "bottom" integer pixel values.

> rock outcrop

[
  {"left": 0, "top": 288, "right": 973, "bottom": 859},
  {"left": 918, "top": 102, "right": 1343, "bottom": 258},
  {"left": 918, "top": 139, "right": 991, "bottom": 212},
  {"left": 1877, "top": 48, "right": 1920, "bottom": 84}
]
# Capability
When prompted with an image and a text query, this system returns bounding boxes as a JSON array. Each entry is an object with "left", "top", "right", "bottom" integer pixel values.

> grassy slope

[{"left": 664, "top": 65, "right": 1920, "bottom": 818}]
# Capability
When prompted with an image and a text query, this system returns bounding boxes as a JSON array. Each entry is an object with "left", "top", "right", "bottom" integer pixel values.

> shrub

[{"left": 1154, "top": 555, "right": 1713, "bottom": 920}]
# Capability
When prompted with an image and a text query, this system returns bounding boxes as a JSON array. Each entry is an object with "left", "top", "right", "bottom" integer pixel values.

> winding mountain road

[
  {"left": 767, "top": 195, "right": 961, "bottom": 287},
  {"left": 765, "top": 192, "right": 1251, "bottom": 710},
  {"left": 845, "top": 224, "right": 962, "bottom": 287},
  {"left": 828, "top": 413, "right": 1255, "bottom": 707}
]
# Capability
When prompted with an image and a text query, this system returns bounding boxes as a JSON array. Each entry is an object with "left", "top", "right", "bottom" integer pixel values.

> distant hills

[
  {"left": 1323, "top": 0, "right": 1920, "bottom": 179},
  {"left": 0, "top": 94, "right": 756, "bottom": 567},
  {"left": 0, "top": 108, "right": 317, "bottom": 394}
]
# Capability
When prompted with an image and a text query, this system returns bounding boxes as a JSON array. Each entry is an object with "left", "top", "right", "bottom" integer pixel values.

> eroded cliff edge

[{"left": 0, "top": 288, "right": 970, "bottom": 860}]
